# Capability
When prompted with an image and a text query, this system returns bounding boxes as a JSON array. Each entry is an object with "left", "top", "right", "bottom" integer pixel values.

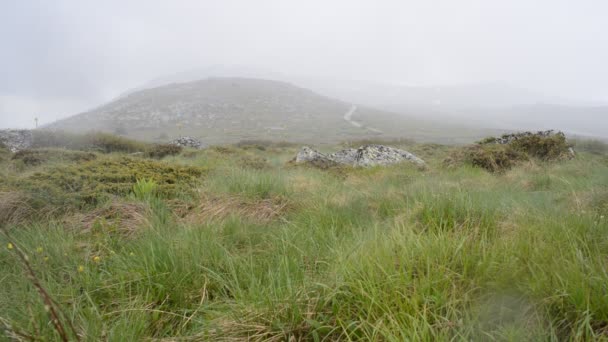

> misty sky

[{"left": 1, "top": 0, "right": 607, "bottom": 128}]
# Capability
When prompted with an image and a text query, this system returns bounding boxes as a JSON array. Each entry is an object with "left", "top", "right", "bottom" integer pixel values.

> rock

[
  {"left": 294, "top": 144, "right": 425, "bottom": 168},
  {"left": 328, "top": 148, "right": 359, "bottom": 165},
  {"left": 170, "top": 136, "right": 205, "bottom": 149},
  {"left": 0, "top": 130, "right": 33, "bottom": 152},
  {"left": 353, "top": 145, "right": 425, "bottom": 167},
  {"left": 294, "top": 146, "right": 338, "bottom": 168},
  {"left": 295, "top": 146, "right": 326, "bottom": 163}
]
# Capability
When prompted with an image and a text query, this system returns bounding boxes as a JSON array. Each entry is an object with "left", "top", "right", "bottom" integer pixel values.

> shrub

[
  {"left": 87, "top": 133, "right": 147, "bottom": 153},
  {"left": 12, "top": 148, "right": 97, "bottom": 166},
  {"left": 478, "top": 130, "right": 571, "bottom": 160},
  {"left": 463, "top": 144, "right": 526, "bottom": 173},
  {"left": 509, "top": 133, "right": 570, "bottom": 160},
  {"left": 31, "top": 131, "right": 147, "bottom": 153},
  {"left": 448, "top": 131, "right": 572, "bottom": 172},
  {"left": 144, "top": 144, "right": 182, "bottom": 159}
]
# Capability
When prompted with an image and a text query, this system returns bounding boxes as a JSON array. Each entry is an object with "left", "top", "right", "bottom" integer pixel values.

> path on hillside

[{"left": 343, "top": 105, "right": 384, "bottom": 133}]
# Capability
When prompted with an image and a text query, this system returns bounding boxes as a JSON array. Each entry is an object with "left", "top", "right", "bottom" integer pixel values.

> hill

[{"left": 47, "top": 78, "right": 502, "bottom": 145}]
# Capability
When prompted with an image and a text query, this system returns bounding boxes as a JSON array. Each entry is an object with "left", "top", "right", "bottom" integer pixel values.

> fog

[{"left": 1, "top": 0, "right": 607, "bottom": 130}]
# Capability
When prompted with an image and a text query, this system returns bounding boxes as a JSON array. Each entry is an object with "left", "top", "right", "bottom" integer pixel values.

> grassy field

[{"left": 1, "top": 136, "right": 608, "bottom": 341}]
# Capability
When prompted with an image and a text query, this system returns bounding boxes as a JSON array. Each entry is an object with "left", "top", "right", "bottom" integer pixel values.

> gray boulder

[
  {"left": 295, "top": 146, "right": 325, "bottom": 163},
  {"left": 170, "top": 136, "right": 205, "bottom": 149},
  {"left": 354, "top": 144, "right": 425, "bottom": 167},
  {"left": 328, "top": 148, "right": 359, "bottom": 165},
  {"left": 294, "top": 144, "right": 425, "bottom": 168}
]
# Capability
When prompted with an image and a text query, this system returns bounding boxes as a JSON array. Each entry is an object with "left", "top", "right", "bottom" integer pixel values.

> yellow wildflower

[
  {"left": 7, "top": 243, "right": 13, "bottom": 250},
  {"left": 78, "top": 265, "right": 85, "bottom": 272},
  {"left": 36, "top": 247, "right": 43, "bottom": 253},
  {"left": 93, "top": 256, "right": 101, "bottom": 263}
]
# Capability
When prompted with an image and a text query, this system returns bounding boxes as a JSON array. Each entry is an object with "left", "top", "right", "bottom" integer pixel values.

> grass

[{"left": 1, "top": 135, "right": 607, "bottom": 340}]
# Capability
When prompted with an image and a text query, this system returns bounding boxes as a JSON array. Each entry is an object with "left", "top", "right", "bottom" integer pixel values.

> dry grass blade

[
  {"left": 0, "top": 192, "right": 34, "bottom": 226},
  {"left": 182, "top": 194, "right": 290, "bottom": 224},
  {"left": 66, "top": 200, "right": 150, "bottom": 237}
]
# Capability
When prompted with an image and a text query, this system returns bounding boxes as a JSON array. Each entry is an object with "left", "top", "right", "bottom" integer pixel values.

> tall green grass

[{"left": 1, "top": 145, "right": 607, "bottom": 340}]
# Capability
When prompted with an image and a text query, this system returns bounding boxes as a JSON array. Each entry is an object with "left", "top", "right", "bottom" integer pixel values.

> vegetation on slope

[{"left": 1, "top": 133, "right": 607, "bottom": 340}]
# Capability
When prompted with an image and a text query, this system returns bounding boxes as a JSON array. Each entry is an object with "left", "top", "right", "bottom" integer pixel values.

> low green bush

[
  {"left": 509, "top": 132, "right": 570, "bottom": 160},
  {"left": 465, "top": 144, "right": 526, "bottom": 173},
  {"left": 31, "top": 131, "right": 148, "bottom": 153},
  {"left": 12, "top": 148, "right": 97, "bottom": 166},
  {"left": 449, "top": 131, "right": 571, "bottom": 172},
  {"left": 144, "top": 144, "right": 182, "bottom": 159}
]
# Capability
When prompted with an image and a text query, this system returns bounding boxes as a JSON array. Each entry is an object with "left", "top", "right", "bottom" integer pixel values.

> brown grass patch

[
  {"left": 182, "top": 194, "right": 290, "bottom": 224},
  {"left": 67, "top": 200, "right": 150, "bottom": 236},
  {"left": 0, "top": 191, "right": 34, "bottom": 226}
]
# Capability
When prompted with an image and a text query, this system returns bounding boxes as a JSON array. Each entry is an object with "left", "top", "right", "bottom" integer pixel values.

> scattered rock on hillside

[
  {"left": 328, "top": 148, "right": 359, "bottom": 164},
  {"left": 354, "top": 145, "right": 425, "bottom": 167},
  {"left": 294, "top": 144, "right": 425, "bottom": 168},
  {"left": 295, "top": 146, "right": 339, "bottom": 169},
  {"left": 295, "top": 146, "right": 326, "bottom": 163},
  {"left": 0, "top": 130, "right": 33, "bottom": 152},
  {"left": 170, "top": 136, "right": 205, "bottom": 149}
]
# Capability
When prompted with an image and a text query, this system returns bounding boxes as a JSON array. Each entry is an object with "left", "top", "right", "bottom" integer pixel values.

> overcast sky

[{"left": 1, "top": 0, "right": 607, "bottom": 128}]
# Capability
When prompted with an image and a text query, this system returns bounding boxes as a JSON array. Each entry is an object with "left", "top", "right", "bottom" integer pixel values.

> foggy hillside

[
  {"left": 122, "top": 68, "right": 608, "bottom": 139},
  {"left": 47, "top": 77, "right": 504, "bottom": 144}
]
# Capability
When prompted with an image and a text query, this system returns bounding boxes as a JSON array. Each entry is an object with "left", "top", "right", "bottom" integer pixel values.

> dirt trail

[{"left": 343, "top": 105, "right": 383, "bottom": 133}]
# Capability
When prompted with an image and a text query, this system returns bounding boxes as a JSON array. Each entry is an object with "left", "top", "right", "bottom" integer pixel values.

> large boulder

[
  {"left": 295, "top": 146, "right": 339, "bottom": 169},
  {"left": 353, "top": 144, "right": 425, "bottom": 167},
  {"left": 328, "top": 148, "right": 359, "bottom": 165},
  {"left": 294, "top": 144, "right": 425, "bottom": 168},
  {"left": 170, "top": 136, "right": 205, "bottom": 149}
]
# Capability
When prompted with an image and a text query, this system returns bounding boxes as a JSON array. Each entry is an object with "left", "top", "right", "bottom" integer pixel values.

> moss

[
  {"left": 12, "top": 148, "right": 97, "bottom": 166},
  {"left": 12, "top": 157, "right": 206, "bottom": 210}
]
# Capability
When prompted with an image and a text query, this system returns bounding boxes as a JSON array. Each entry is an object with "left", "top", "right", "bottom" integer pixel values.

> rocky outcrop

[
  {"left": 294, "top": 144, "right": 425, "bottom": 168},
  {"left": 295, "top": 146, "right": 339, "bottom": 168},
  {"left": 354, "top": 144, "right": 425, "bottom": 167},
  {"left": 328, "top": 148, "right": 359, "bottom": 164},
  {"left": 170, "top": 136, "right": 205, "bottom": 149},
  {"left": 0, "top": 130, "right": 33, "bottom": 152}
]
